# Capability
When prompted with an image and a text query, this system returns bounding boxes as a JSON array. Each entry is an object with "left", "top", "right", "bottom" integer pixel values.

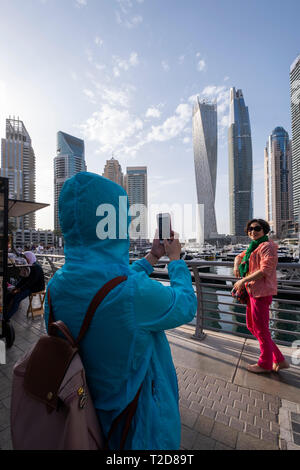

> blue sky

[{"left": 0, "top": 0, "right": 298, "bottom": 236}]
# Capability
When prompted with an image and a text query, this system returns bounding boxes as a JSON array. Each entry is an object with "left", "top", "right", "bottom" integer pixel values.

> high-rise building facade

[
  {"left": 125, "top": 166, "right": 147, "bottom": 239},
  {"left": 192, "top": 97, "right": 218, "bottom": 240},
  {"left": 102, "top": 157, "right": 124, "bottom": 188},
  {"left": 54, "top": 131, "right": 86, "bottom": 232},
  {"left": 228, "top": 88, "right": 253, "bottom": 236},
  {"left": 290, "top": 56, "right": 300, "bottom": 223},
  {"left": 0, "top": 118, "right": 36, "bottom": 229},
  {"left": 264, "top": 127, "right": 293, "bottom": 238}
]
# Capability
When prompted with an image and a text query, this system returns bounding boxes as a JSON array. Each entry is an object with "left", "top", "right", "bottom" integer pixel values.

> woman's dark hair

[{"left": 245, "top": 219, "right": 270, "bottom": 235}]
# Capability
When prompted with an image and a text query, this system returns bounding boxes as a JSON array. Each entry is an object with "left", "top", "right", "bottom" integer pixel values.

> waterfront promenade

[{"left": 0, "top": 297, "right": 299, "bottom": 451}]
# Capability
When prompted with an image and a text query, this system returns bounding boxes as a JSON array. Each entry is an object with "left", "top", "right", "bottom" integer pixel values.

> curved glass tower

[
  {"left": 192, "top": 98, "right": 218, "bottom": 240},
  {"left": 228, "top": 88, "right": 253, "bottom": 236},
  {"left": 54, "top": 131, "right": 86, "bottom": 232},
  {"left": 264, "top": 127, "right": 293, "bottom": 237}
]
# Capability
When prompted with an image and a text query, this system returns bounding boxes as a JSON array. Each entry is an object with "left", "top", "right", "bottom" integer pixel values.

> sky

[{"left": 0, "top": 0, "right": 299, "bottom": 237}]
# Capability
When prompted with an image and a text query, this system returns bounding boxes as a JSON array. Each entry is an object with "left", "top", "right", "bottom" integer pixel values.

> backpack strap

[
  {"left": 105, "top": 383, "right": 143, "bottom": 450},
  {"left": 75, "top": 276, "right": 127, "bottom": 345}
]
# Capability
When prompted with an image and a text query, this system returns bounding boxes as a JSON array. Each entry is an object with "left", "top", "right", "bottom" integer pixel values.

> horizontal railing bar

[{"left": 202, "top": 326, "right": 292, "bottom": 347}]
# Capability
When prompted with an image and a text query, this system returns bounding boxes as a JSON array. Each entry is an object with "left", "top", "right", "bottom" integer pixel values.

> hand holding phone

[{"left": 157, "top": 213, "right": 172, "bottom": 244}]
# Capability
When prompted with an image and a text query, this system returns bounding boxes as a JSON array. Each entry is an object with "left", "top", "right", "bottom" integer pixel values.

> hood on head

[
  {"left": 24, "top": 251, "right": 36, "bottom": 265},
  {"left": 59, "top": 172, "right": 130, "bottom": 264}
]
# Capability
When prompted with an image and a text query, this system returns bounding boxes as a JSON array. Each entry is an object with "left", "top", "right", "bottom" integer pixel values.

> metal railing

[{"left": 35, "top": 255, "right": 300, "bottom": 347}]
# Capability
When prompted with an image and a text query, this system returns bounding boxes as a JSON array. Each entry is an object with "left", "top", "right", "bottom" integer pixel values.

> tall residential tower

[
  {"left": 102, "top": 157, "right": 124, "bottom": 188},
  {"left": 125, "top": 166, "right": 148, "bottom": 240},
  {"left": 290, "top": 56, "right": 300, "bottom": 223},
  {"left": 264, "top": 127, "right": 293, "bottom": 237},
  {"left": 228, "top": 88, "right": 253, "bottom": 236},
  {"left": 192, "top": 97, "right": 218, "bottom": 240},
  {"left": 54, "top": 131, "right": 86, "bottom": 232},
  {"left": 0, "top": 118, "right": 36, "bottom": 229}
]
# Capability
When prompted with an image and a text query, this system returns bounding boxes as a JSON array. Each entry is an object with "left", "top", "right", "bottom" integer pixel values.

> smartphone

[{"left": 157, "top": 213, "right": 171, "bottom": 244}]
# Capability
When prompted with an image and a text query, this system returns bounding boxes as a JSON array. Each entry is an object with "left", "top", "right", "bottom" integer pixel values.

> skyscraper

[
  {"left": 228, "top": 88, "right": 253, "bottom": 236},
  {"left": 0, "top": 118, "right": 36, "bottom": 229},
  {"left": 290, "top": 55, "right": 300, "bottom": 224},
  {"left": 192, "top": 97, "right": 218, "bottom": 240},
  {"left": 102, "top": 157, "right": 124, "bottom": 188},
  {"left": 54, "top": 131, "right": 86, "bottom": 232},
  {"left": 264, "top": 127, "right": 293, "bottom": 237},
  {"left": 125, "top": 166, "right": 147, "bottom": 239}
]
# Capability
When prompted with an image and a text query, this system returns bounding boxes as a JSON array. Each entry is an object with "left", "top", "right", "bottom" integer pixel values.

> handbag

[{"left": 231, "top": 285, "right": 249, "bottom": 305}]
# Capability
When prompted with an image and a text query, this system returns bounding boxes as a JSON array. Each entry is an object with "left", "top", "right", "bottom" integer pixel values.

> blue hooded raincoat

[{"left": 44, "top": 172, "right": 197, "bottom": 450}]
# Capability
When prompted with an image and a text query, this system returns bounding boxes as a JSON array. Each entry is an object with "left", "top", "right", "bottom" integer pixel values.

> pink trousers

[{"left": 246, "top": 294, "right": 285, "bottom": 370}]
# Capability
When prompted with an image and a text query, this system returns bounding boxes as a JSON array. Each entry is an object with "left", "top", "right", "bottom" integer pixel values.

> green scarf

[{"left": 239, "top": 235, "right": 269, "bottom": 278}]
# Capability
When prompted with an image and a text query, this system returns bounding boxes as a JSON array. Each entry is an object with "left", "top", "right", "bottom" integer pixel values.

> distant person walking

[{"left": 233, "top": 219, "right": 289, "bottom": 373}]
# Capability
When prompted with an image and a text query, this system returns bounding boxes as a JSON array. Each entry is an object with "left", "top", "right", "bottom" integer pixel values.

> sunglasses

[{"left": 248, "top": 226, "right": 263, "bottom": 232}]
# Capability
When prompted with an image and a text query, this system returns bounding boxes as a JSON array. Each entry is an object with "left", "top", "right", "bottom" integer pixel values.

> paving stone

[
  {"left": 214, "top": 441, "right": 233, "bottom": 450},
  {"left": 255, "top": 398, "right": 269, "bottom": 410},
  {"left": 238, "top": 386, "right": 250, "bottom": 396},
  {"left": 269, "top": 402, "right": 280, "bottom": 414},
  {"left": 212, "top": 401, "right": 227, "bottom": 414},
  {"left": 241, "top": 395, "right": 255, "bottom": 406},
  {"left": 194, "top": 414, "right": 214, "bottom": 437},
  {"left": 236, "top": 431, "right": 278, "bottom": 450},
  {"left": 180, "top": 408, "right": 198, "bottom": 429},
  {"left": 215, "top": 412, "right": 230, "bottom": 426},
  {"left": 186, "top": 383, "right": 200, "bottom": 393},
  {"left": 221, "top": 396, "right": 234, "bottom": 408},
  {"left": 204, "top": 376, "right": 216, "bottom": 385},
  {"left": 226, "top": 383, "right": 238, "bottom": 392},
  {"left": 198, "top": 387, "right": 210, "bottom": 398},
  {"left": 180, "top": 425, "right": 198, "bottom": 449},
  {"left": 211, "top": 421, "right": 238, "bottom": 448},
  {"left": 202, "top": 407, "right": 217, "bottom": 420},
  {"left": 240, "top": 410, "right": 255, "bottom": 425},
  {"left": 255, "top": 416, "right": 271, "bottom": 431},
  {"left": 192, "top": 433, "right": 216, "bottom": 450},
  {"left": 244, "top": 423, "right": 261, "bottom": 439},
  {"left": 261, "top": 429, "right": 279, "bottom": 446},
  {"left": 250, "top": 390, "right": 264, "bottom": 400},
  {"left": 215, "top": 378, "right": 226, "bottom": 389},
  {"left": 229, "top": 390, "right": 243, "bottom": 401},
  {"left": 229, "top": 417, "right": 244, "bottom": 433},
  {"left": 225, "top": 405, "right": 240, "bottom": 419},
  {"left": 262, "top": 409, "right": 277, "bottom": 423},
  {"left": 189, "top": 402, "right": 204, "bottom": 414},
  {"left": 233, "top": 400, "right": 248, "bottom": 412},
  {"left": 249, "top": 405, "right": 262, "bottom": 417},
  {"left": 179, "top": 398, "right": 191, "bottom": 409},
  {"left": 200, "top": 397, "right": 214, "bottom": 408},
  {"left": 188, "top": 392, "right": 201, "bottom": 403}
]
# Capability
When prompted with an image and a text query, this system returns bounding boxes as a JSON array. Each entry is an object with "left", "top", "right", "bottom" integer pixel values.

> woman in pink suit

[{"left": 233, "top": 219, "right": 289, "bottom": 374}]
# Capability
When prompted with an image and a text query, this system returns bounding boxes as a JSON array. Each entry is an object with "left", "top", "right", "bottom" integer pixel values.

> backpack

[{"left": 11, "top": 275, "right": 142, "bottom": 450}]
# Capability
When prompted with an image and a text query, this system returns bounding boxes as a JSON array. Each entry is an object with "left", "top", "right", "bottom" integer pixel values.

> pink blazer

[{"left": 235, "top": 241, "right": 278, "bottom": 298}]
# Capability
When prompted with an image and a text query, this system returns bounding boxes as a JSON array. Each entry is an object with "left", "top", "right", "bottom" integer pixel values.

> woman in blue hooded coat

[{"left": 44, "top": 172, "right": 197, "bottom": 450}]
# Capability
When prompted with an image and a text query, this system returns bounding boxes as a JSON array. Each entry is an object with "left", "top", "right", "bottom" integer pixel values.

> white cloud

[
  {"left": 113, "top": 52, "right": 139, "bottom": 76},
  {"left": 161, "top": 60, "right": 170, "bottom": 72},
  {"left": 94, "top": 36, "right": 104, "bottom": 47},
  {"left": 75, "top": 0, "right": 87, "bottom": 6},
  {"left": 81, "top": 105, "right": 143, "bottom": 154},
  {"left": 83, "top": 88, "right": 96, "bottom": 103},
  {"left": 147, "top": 103, "right": 191, "bottom": 142},
  {"left": 178, "top": 55, "right": 185, "bottom": 64},
  {"left": 145, "top": 107, "right": 161, "bottom": 118},
  {"left": 183, "top": 136, "right": 190, "bottom": 144},
  {"left": 197, "top": 59, "right": 206, "bottom": 72}
]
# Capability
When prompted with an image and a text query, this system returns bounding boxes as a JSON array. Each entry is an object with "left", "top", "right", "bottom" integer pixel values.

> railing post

[{"left": 192, "top": 266, "right": 206, "bottom": 341}]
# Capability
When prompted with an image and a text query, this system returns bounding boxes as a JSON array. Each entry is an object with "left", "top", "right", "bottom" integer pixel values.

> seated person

[{"left": 5, "top": 251, "right": 45, "bottom": 321}]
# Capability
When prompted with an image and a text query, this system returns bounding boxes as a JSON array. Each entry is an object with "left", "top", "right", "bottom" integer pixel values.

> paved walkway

[{"left": 0, "top": 298, "right": 299, "bottom": 450}]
